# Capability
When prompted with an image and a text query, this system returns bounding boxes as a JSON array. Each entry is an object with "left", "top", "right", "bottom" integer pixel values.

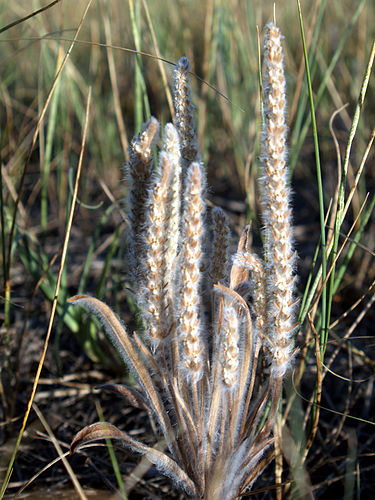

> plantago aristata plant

[{"left": 68, "top": 23, "right": 296, "bottom": 499}]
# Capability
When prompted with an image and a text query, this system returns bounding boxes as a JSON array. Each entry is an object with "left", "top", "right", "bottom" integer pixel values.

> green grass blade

[
  {"left": 41, "top": 58, "right": 62, "bottom": 235},
  {"left": 96, "top": 401, "right": 128, "bottom": 500},
  {"left": 333, "top": 194, "right": 375, "bottom": 295},
  {"left": 0, "top": 164, "right": 10, "bottom": 328},
  {"left": 297, "top": 0, "right": 328, "bottom": 354},
  {"left": 290, "top": 0, "right": 366, "bottom": 172},
  {"left": 128, "top": 0, "right": 151, "bottom": 132},
  {"left": 78, "top": 205, "right": 115, "bottom": 294},
  {"left": 96, "top": 224, "right": 122, "bottom": 299},
  {"left": 327, "top": 40, "right": 375, "bottom": 330}
]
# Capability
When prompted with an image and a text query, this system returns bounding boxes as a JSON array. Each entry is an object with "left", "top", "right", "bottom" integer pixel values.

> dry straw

[{"left": 68, "top": 22, "right": 296, "bottom": 499}]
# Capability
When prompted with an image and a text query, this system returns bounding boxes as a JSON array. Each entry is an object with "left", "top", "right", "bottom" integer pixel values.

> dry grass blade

[
  {"left": 103, "top": 11, "right": 129, "bottom": 160},
  {"left": 0, "top": 0, "right": 63, "bottom": 34},
  {"left": 33, "top": 403, "right": 88, "bottom": 500},
  {"left": 141, "top": 0, "right": 175, "bottom": 119},
  {"left": 15, "top": 452, "right": 71, "bottom": 497}
]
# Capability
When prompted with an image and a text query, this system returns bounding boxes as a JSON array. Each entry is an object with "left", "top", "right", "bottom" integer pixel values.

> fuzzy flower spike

[{"left": 261, "top": 23, "right": 296, "bottom": 378}]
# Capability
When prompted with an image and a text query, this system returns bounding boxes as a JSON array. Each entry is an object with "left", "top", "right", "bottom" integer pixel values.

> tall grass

[{"left": 0, "top": 0, "right": 374, "bottom": 498}]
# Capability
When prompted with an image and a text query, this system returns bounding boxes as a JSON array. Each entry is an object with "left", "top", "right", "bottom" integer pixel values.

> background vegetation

[{"left": 0, "top": 0, "right": 374, "bottom": 498}]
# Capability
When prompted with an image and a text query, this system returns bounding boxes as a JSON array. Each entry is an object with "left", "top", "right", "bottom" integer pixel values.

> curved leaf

[
  {"left": 97, "top": 383, "right": 151, "bottom": 412},
  {"left": 67, "top": 295, "right": 178, "bottom": 458},
  {"left": 70, "top": 422, "right": 196, "bottom": 496}
]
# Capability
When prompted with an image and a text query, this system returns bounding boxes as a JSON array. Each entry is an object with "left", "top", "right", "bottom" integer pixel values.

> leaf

[
  {"left": 67, "top": 295, "right": 178, "bottom": 460},
  {"left": 97, "top": 384, "right": 151, "bottom": 411},
  {"left": 70, "top": 422, "right": 196, "bottom": 496}
]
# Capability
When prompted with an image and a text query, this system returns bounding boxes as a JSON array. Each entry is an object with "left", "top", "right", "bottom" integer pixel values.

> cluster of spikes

[{"left": 68, "top": 23, "right": 297, "bottom": 499}]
